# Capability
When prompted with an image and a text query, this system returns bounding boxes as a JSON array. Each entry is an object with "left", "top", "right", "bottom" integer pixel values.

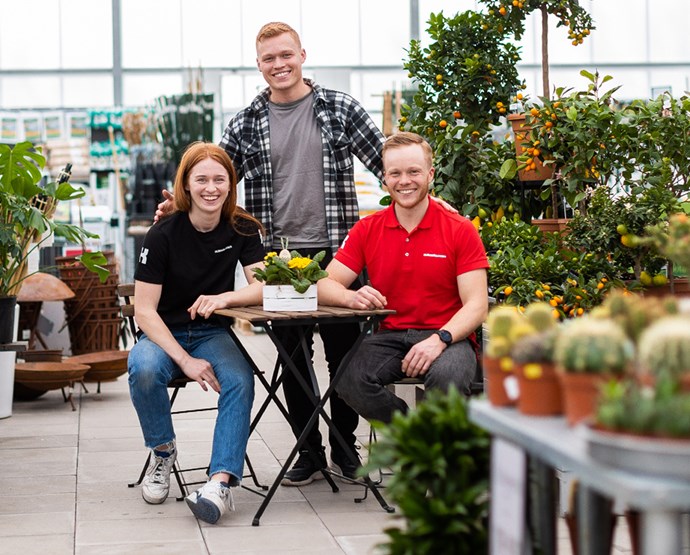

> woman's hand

[
  {"left": 180, "top": 355, "right": 220, "bottom": 392},
  {"left": 188, "top": 293, "right": 229, "bottom": 320}
]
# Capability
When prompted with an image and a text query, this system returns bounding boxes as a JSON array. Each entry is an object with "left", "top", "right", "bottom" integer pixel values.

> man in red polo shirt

[{"left": 318, "top": 131, "right": 489, "bottom": 425}]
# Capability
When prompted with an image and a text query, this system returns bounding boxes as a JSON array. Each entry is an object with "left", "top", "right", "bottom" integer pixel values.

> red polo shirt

[{"left": 335, "top": 200, "right": 489, "bottom": 331}]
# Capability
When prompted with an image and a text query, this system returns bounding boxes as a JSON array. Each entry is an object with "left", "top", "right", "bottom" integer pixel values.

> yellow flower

[
  {"left": 288, "top": 257, "right": 312, "bottom": 270},
  {"left": 264, "top": 252, "right": 277, "bottom": 260}
]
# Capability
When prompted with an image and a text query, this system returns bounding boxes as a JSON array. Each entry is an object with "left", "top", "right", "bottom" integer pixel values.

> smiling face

[
  {"left": 256, "top": 31, "right": 308, "bottom": 103},
  {"left": 383, "top": 143, "right": 435, "bottom": 211},
  {"left": 185, "top": 157, "right": 230, "bottom": 219}
]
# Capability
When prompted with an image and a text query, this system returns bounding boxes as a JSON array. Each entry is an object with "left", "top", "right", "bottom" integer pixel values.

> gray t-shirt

[{"left": 268, "top": 93, "right": 329, "bottom": 250}]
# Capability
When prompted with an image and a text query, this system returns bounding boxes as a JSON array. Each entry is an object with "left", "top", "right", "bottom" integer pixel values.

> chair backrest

[{"left": 117, "top": 283, "right": 137, "bottom": 340}]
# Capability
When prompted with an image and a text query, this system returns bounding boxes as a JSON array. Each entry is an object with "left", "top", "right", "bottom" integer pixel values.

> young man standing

[
  {"left": 318, "top": 132, "right": 489, "bottom": 424},
  {"left": 219, "top": 22, "right": 386, "bottom": 484}
]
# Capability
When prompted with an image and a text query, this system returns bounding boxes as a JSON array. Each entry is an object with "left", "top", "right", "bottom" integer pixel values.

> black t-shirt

[{"left": 134, "top": 211, "right": 264, "bottom": 327}]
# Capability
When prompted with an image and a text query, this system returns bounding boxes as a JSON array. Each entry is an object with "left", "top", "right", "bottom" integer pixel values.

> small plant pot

[
  {"left": 483, "top": 355, "right": 517, "bottom": 407},
  {"left": 530, "top": 218, "right": 571, "bottom": 234},
  {"left": 558, "top": 372, "right": 614, "bottom": 426},
  {"left": 263, "top": 285, "right": 317, "bottom": 312},
  {"left": 514, "top": 361, "right": 562, "bottom": 416}
]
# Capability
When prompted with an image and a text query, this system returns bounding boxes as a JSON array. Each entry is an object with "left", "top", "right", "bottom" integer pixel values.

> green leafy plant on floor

[{"left": 365, "top": 387, "right": 490, "bottom": 555}]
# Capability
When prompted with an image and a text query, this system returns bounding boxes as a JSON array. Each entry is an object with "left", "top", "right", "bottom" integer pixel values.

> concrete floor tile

[
  {"left": 74, "top": 541, "right": 208, "bottom": 555},
  {"left": 76, "top": 516, "right": 202, "bottom": 545},
  {"left": 202, "top": 522, "right": 341, "bottom": 553},
  {"left": 77, "top": 496, "right": 194, "bottom": 521},
  {"left": 319, "top": 510, "right": 398, "bottom": 536},
  {"left": 0, "top": 434, "right": 77, "bottom": 450},
  {"left": 0, "top": 474, "right": 75, "bottom": 496},
  {"left": 0, "top": 511, "right": 74, "bottom": 537},
  {"left": 0, "top": 533, "right": 73, "bottom": 555},
  {"left": 0, "top": 492, "right": 75, "bottom": 515},
  {"left": 336, "top": 534, "right": 389, "bottom": 555}
]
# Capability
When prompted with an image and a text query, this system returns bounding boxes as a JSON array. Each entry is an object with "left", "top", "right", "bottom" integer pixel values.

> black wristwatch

[{"left": 434, "top": 329, "right": 453, "bottom": 347}]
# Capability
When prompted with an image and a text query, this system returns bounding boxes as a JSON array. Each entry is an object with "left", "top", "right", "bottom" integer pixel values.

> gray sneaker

[
  {"left": 142, "top": 441, "right": 177, "bottom": 504},
  {"left": 185, "top": 480, "right": 235, "bottom": 524}
]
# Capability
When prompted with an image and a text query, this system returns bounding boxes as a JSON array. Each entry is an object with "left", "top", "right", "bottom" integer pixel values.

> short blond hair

[
  {"left": 256, "top": 22, "right": 302, "bottom": 49},
  {"left": 382, "top": 132, "right": 433, "bottom": 167}
]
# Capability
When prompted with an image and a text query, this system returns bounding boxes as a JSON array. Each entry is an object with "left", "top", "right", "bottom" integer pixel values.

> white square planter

[{"left": 263, "top": 284, "right": 317, "bottom": 312}]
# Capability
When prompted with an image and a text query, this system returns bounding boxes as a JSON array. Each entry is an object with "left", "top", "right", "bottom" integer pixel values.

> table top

[
  {"left": 216, "top": 305, "right": 395, "bottom": 325},
  {"left": 470, "top": 399, "right": 690, "bottom": 511}
]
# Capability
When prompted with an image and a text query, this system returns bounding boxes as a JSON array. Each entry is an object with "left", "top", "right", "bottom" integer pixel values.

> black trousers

[{"left": 272, "top": 246, "right": 361, "bottom": 457}]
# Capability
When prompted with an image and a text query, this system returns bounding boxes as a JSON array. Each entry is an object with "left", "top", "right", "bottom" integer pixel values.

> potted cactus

[
  {"left": 510, "top": 302, "right": 562, "bottom": 416},
  {"left": 554, "top": 316, "right": 634, "bottom": 425},
  {"left": 637, "top": 315, "right": 690, "bottom": 394},
  {"left": 483, "top": 305, "right": 524, "bottom": 406}
]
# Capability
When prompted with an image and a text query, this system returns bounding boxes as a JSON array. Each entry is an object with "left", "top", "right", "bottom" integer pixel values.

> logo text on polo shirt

[
  {"left": 215, "top": 245, "right": 233, "bottom": 254},
  {"left": 423, "top": 253, "right": 447, "bottom": 258}
]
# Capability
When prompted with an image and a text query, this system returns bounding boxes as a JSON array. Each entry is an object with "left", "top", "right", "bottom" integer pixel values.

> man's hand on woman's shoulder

[{"left": 154, "top": 189, "right": 175, "bottom": 223}]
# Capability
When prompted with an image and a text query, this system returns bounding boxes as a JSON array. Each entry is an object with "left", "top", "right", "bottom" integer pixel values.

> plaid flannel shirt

[{"left": 219, "top": 79, "right": 385, "bottom": 252}]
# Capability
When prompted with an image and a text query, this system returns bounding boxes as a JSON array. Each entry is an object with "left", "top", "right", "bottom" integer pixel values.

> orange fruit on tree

[{"left": 439, "top": 120, "right": 448, "bottom": 128}]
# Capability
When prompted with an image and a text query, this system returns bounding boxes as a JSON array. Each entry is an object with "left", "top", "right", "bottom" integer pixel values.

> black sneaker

[
  {"left": 281, "top": 448, "right": 327, "bottom": 486},
  {"left": 330, "top": 449, "right": 363, "bottom": 483}
]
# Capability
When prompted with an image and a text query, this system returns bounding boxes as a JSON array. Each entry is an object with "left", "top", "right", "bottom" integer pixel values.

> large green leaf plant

[{"left": 0, "top": 141, "right": 109, "bottom": 297}]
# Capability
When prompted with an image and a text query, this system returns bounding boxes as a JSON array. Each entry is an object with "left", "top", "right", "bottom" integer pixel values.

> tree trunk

[{"left": 541, "top": 4, "right": 549, "bottom": 98}]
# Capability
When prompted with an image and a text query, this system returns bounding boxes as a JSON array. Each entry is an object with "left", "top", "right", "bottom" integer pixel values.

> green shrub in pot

[{"left": 365, "top": 387, "right": 490, "bottom": 554}]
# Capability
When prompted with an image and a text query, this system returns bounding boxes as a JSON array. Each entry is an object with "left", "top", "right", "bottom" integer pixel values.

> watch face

[{"left": 437, "top": 330, "right": 452, "bottom": 345}]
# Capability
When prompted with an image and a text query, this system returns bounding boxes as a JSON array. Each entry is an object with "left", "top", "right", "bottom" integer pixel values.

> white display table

[{"left": 470, "top": 400, "right": 690, "bottom": 555}]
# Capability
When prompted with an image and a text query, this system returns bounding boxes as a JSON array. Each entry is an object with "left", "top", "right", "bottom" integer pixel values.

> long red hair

[{"left": 172, "top": 141, "right": 263, "bottom": 234}]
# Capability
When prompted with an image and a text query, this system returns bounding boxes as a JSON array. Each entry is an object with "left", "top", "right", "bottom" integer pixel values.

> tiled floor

[{"left": 0, "top": 329, "right": 640, "bottom": 554}]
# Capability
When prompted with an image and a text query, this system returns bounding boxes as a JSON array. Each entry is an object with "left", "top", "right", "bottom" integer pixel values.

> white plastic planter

[{"left": 0, "top": 304, "right": 20, "bottom": 419}]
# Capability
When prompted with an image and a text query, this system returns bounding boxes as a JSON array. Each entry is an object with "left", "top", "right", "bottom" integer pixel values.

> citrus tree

[
  {"left": 480, "top": 0, "right": 595, "bottom": 96},
  {"left": 401, "top": 10, "right": 525, "bottom": 218}
]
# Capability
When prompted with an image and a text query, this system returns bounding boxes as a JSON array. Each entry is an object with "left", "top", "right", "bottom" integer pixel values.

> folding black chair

[{"left": 117, "top": 283, "right": 267, "bottom": 500}]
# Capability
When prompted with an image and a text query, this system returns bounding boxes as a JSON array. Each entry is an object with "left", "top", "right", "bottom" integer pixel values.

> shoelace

[{"left": 150, "top": 456, "right": 172, "bottom": 484}]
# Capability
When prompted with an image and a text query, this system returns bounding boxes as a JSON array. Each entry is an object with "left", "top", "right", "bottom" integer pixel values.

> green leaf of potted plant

[
  {"left": 0, "top": 141, "right": 109, "bottom": 343},
  {"left": 253, "top": 241, "right": 328, "bottom": 311}
]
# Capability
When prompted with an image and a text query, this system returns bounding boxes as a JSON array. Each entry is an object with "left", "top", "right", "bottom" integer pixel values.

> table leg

[
  {"left": 527, "top": 458, "right": 557, "bottom": 555},
  {"left": 576, "top": 484, "right": 614, "bottom": 555},
  {"left": 640, "top": 510, "right": 682, "bottom": 555},
  {"left": 251, "top": 316, "right": 394, "bottom": 525}
]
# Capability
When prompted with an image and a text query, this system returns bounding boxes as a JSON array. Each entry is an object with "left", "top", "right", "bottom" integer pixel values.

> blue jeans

[
  {"left": 336, "top": 329, "right": 477, "bottom": 424},
  {"left": 128, "top": 323, "right": 254, "bottom": 486}
]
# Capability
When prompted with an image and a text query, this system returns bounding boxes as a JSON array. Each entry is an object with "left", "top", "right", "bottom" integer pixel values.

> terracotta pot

[
  {"left": 14, "top": 361, "right": 90, "bottom": 391},
  {"left": 483, "top": 355, "right": 516, "bottom": 407},
  {"left": 67, "top": 350, "right": 129, "bottom": 383},
  {"left": 558, "top": 372, "right": 615, "bottom": 426},
  {"left": 514, "top": 361, "right": 562, "bottom": 416},
  {"left": 642, "top": 277, "right": 690, "bottom": 298},
  {"left": 530, "top": 218, "right": 571, "bottom": 234},
  {"left": 507, "top": 113, "right": 555, "bottom": 182}
]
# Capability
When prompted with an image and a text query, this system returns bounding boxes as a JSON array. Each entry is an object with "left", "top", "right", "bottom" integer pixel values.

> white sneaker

[
  {"left": 142, "top": 442, "right": 177, "bottom": 504},
  {"left": 185, "top": 480, "right": 235, "bottom": 524}
]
